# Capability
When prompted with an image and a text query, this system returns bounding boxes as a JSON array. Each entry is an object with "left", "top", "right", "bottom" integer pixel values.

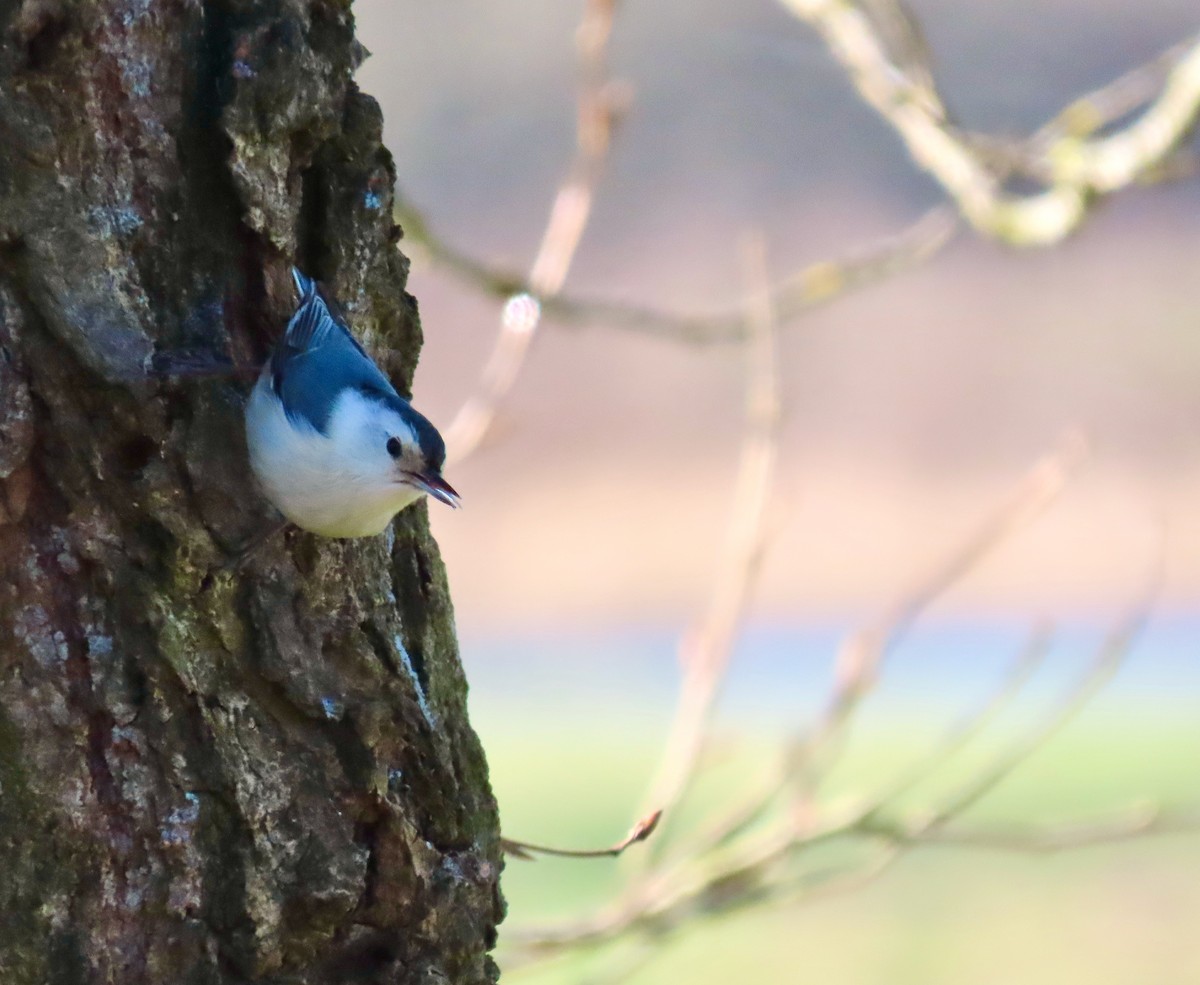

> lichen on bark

[{"left": 0, "top": 1, "right": 503, "bottom": 982}]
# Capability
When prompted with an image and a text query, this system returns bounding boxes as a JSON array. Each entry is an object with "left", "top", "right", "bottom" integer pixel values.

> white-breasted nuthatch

[{"left": 245, "top": 268, "right": 459, "bottom": 538}]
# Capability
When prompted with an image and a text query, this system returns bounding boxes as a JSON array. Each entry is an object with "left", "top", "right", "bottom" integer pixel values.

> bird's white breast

[{"left": 245, "top": 375, "right": 421, "bottom": 537}]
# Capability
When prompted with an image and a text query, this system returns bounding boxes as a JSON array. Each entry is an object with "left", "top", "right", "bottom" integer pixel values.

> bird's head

[
  {"left": 328, "top": 387, "right": 460, "bottom": 509},
  {"left": 383, "top": 405, "right": 460, "bottom": 507}
]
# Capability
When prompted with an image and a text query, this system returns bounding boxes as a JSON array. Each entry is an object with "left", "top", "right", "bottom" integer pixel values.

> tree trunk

[{"left": 0, "top": 2, "right": 503, "bottom": 982}]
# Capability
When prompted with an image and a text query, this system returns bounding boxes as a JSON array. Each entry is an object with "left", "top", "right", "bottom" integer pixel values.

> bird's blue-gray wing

[{"left": 271, "top": 269, "right": 399, "bottom": 434}]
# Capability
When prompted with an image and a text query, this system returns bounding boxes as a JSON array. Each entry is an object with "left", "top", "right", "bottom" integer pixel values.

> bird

[{"left": 245, "top": 268, "right": 459, "bottom": 538}]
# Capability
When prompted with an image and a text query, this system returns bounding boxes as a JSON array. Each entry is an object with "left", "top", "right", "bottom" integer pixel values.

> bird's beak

[{"left": 405, "top": 471, "right": 461, "bottom": 508}]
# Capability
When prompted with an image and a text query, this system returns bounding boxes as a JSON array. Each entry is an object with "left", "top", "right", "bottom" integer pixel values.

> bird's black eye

[{"left": 386, "top": 437, "right": 403, "bottom": 459}]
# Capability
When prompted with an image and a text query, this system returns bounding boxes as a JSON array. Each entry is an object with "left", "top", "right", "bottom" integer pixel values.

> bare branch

[
  {"left": 779, "top": 0, "right": 1200, "bottom": 244},
  {"left": 951, "top": 42, "right": 1198, "bottom": 184},
  {"left": 1032, "top": 40, "right": 1199, "bottom": 145},
  {"left": 508, "top": 786, "right": 1200, "bottom": 961},
  {"left": 791, "top": 433, "right": 1088, "bottom": 788},
  {"left": 869, "top": 805, "right": 1200, "bottom": 853},
  {"left": 399, "top": 201, "right": 958, "bottom": 344},
  {"left": 858, "top": 624, "right": 1053, "bottom": 812},
  {"left": 632, "top": 234, "right": 783, "bottom": 850},
  {"left": 441, "top": 0, "right": 628, "bottom": 462},
  {"left": 503, "top": 443, "right": 1100, "bottom": 960},
  {"left": 857, "top": 0, "right": 942, "bottom": 118},
  {"left": 405, "top": 13, "right": 1199, "bottom": 362},
  {"left": 925, "top": 551, "right": 1161, "bottom": 829}
]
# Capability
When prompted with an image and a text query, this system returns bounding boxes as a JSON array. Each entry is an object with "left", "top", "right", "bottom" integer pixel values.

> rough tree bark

[{"left": 0, "top": 1, "right": 503, "bottom": 983}]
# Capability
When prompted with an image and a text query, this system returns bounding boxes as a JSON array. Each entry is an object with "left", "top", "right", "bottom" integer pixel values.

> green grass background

[{"left": 484, "top": 713, "right": 1200, "bottom": 984}]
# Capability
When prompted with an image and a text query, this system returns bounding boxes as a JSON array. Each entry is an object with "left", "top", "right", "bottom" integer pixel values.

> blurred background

[{"left": 356, "top": 1, "right": 1200, "bottom": 982}]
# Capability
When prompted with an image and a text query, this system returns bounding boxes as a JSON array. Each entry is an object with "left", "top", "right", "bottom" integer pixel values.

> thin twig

[
  {"left": 1033, "top": 40, "right": 1198, "bottom": 145},
  {"left": 790, "top": 433, "right": 1088, "bottom": 789},
  {"left": 501, "top": 810, "right": 663, "bottom": 861},
  {"left": 858, "top": 623, "right": 1053, "bottom": 813},
  {"left": 691, "top": 625, "right": 1047, "bottom": 863},
  {"left": 871, "top": 805, "right": 1200, "bottom": 853},
  {"left": 501, "top": 237, "right": 783, "bottom": 962},
  {"left": 958, "top": 41, "right": 1197, "bottom": 182},
  {"left": 857, "top": 0, "right": 943, "bottom": 119},
  {"left": 633, "top": 234, "right": 782, "bottom": 852},
  {"left": 441, "top": 0, "right": 628, "bottom": 462},
  {"left": 924, "top": 549, "right": 1161, "bottom": 829}
]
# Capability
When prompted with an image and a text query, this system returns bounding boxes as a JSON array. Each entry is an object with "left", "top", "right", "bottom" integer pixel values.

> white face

[
  {"left": 327, "top": 390, "right": 423, "bottom": 492},
  {"left": 325, "top": 390, "right": 459, "bottom": 510}
]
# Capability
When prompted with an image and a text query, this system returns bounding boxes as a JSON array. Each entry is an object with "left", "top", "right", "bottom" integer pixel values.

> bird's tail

[{"left": 291, "top": 267, "right": 318, "bottom": 301}]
